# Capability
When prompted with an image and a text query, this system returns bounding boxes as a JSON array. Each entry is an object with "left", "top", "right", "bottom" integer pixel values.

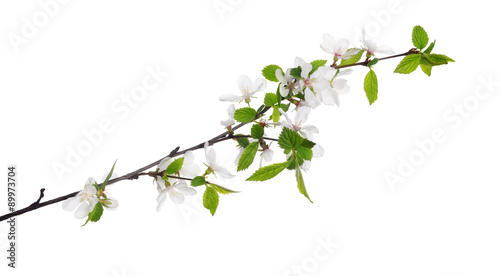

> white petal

[
  {"left": 262, "top": 149, "right": 274, "bottom": 162},
  {"left": 157, "top": 157, "right": 172, "bottom": 171},
  {"left": 205, "top": 147, "right": 216, "bottom": 167},
  {"left": 339, "top": 48, "right": 359, "bottom": 59},
  {"left": 238, "top": 75, "right": 252, "bottom": 93},
  {"left": 62, "top": 196, "right": 81, "bottom": 212},
  {"left": 157, "top": 189, "right": 167, "bottom": 203},
  {"left": 227, "top": 104, "right": 235, "bottom": 117},
  {"left": 375, "top": 44, "right": 395, "bottom": 54},
  {"left": 156, "top": 197, "right": 166, "bottom": 212},
  {"left": 337, "top": 69, "right": 353, "bottom": 77},
  {"left": 312, "top": 144, "right": 324, "bottom": 158},
  {"left": 301, "top": 64, "right": 313, "bottom": 79},
  {"left": 294, "top": 57, "right": 306, "bottom": 67},
  {"left": 219, "top": 94, "right": 243, "bottom": 102},
  {"left": 251, "top": 78, "right": 267, "bottom": 93},
  {"left": 104, "top": 197, "right": 119, "bottom": 210},
  {"left": 175, "top": 183, "right": 197, "bottom": 196},
  {"left": 180, "top": 163, "right": 201, "bottom": 177},
  {"left": 336, "top": 38, "right": 350, "bottom": 54},
  {"left": 74, "top": 202, "right": 91, "bottom": 219},
  {"left": 85, "top": 177, "right": 96, "bottom": 185},
  {"left": 364, "top": 39, "right": 377, "bottom": 52},
  {"left": 183, "top": 151, "right": 195, "bottom": 163},
  {"left": 304, "top": 88, "right": 320, "bottom": 108},
  {"left": 320, "top": 33, "right": 336, "bottom": 54},
  {"left": 279, "top": 84, "right": 289, "bottom": 97},
  {"left": 83, "top": 184, "right": 97, "bottom": 195},
  {"left": 295, "top": 106, "right": 311, "bottom": 124},
  {"left": 301, "top": 161, "right": 311, "bottom": 172},
  {"left": 169, "top": 188, "right": 185, "bottom": 204},
  {"left": 213, "top": 164, "right": 235, "bottom": 179},
  {"left": 275, "top": 69, "right": 286, "bottom": 83},
  {"left": 221, "top": 118, "right": 235, "bottom": 127},
  {"left": 302, "top": 124, "right": 320, "bottom": 134}
]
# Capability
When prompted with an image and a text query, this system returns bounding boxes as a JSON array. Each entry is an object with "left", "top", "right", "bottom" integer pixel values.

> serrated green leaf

[
  {"left": 279, "top": 103, "right": 290, "bottom": 112},
  {"left": 422, "top": 53, "right": 455, "bottom": 65},
  {"left": 236, "top": 135, "right": 250, "bottom": 148},
  {"left": 210, "top": 183, "right": 238, "bottom": 194},
  {"left": 251, "top": 124, "right": 265, "bottom": 139},
  {"left": 309, "top": 60, "right": 328, "bottom": 75},
  {"left": 289, "top": 67, "right": 302, "bottom": 78},
  {"left": 296, "top": 146, "right": 313, "bottom": 161},
  {"left": 301, "top": 139, "right": 316, "bottom": 149},
  {"left": 234, "top": 107, "right": 257, "bottom": 123},
  {"left": 246, "top": 162, "right": 289, "bottom": 181},
  {"left": 423, "top": 40, "right": 435, "bottom": 54},
  {"left": 191, "top": 176, "right": 206, "bottom": 187},
  {"left": 264, "top": 93, "right": 278, "bottom": 107},
  {"left": 364, "top": 69, "right": 378, "bottom": 105},
  {"left": 367, "top": 58, "right": 379, "bottom": 67},
  {"left": 420, "top": 64, "right": 432, "bottom": 77},
  {"left": 82, "top": 202, "right": 104, "bottom": 226},
  {"left": 272, "top": 106, "right": 280, "bottom": 123},
  {"left": 295, "top": 167, "right": 312, "bottom": 203},
  {"left": 203, "top": 187, "right": 219, "bottom": 216},
  {"left": 262, "top": 64, "right": 282, "bottom": 82},
  {"left": 278, "top": 127, "right": 304, "bottom": 151},
  {"left": 412, "top": 25, "right": 429, "bottom": 50},
  {"left": 394, "top": 54, "right": 421, "bottom": 74},
  {"left": 101, "top": 160, "right": 117, "bottom": 190},
  {"left": 166, "top": 158, "right": 184, "bottom": 174},
  {"left": 340, "top": 48, "right": 364, "bottom": 66},
  {"left": 237, "top": 142, "right": 259, "bottom": 171}
]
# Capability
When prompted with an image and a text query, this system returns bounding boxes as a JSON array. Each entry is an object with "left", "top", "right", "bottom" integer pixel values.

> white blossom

[
  {"left": 361, "top": 28, "right": 395, "bottom": 56},
  {"left": 219, "top": 75, "right": 266, "bottom": 103},
  {"left": 62, "top": 178, "right": 99, "bottom": 219},
  {"left": 275, "top": 68, "right": 300, "bottom": 97},
  {"left": 156, "top": 181, "right": 196, "bottom": 212},
  {"left": 320, "top": 34, "right": 359, "bottom": 59},
  {"left": 204, "top": 142, "right": 235, "bottom": 179},
  {"left": 279, "top": 106, "right": 319, "bottom": 140},
  {"left": 220, "top": 104, "right": 236, "bottom": 127}
]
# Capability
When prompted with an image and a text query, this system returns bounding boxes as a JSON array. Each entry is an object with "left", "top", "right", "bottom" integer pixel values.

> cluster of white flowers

[
  {"left": 62, "top": 29, "right": 396, "bottom": 219},
  {"left": 62, "top": 176, "right": 119, "bottom": 219}
]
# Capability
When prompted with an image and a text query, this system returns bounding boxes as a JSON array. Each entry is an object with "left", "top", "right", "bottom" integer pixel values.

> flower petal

[
  {"left": 180, "top": 163, "right": 201, "bottom": 178},
  {"left": 62, "top": 196, "right": 81, "bottom": 212},
  {"left": 219, "top": 94, "right": 243, "bottom": 102},
  {"left": 157, "top": 157, "right": 172, "bottom": 171},
  {"left": 213, "top": 164, "right": 235, "bottom": 179},
  {"left": 251, "top": 78, "right": 267, "bottom": 93},
  {"left": 238, "top": 75, "right": 252, "bottom": 93},
  {"left": 74, "top": 202, "right": 91, "bottom": 219}
]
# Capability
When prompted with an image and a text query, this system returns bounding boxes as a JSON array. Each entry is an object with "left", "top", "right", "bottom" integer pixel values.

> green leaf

[
  {"left": 301, "top": 139, "right": 316, "bottom": 149},
  {"left": 264, "top": 93, "right": 278, "bottom": 107},
  {"left": 191, "top": 176, "right": 206, "bottom": 187},
  {"left": 340, "top": 48, "right": 364, "bottom": 66},
  {"left": 262, "top": 64, "right": 282, "bottom": 82},
  {"left": 210, "top": 183, "right": 238, "bottom": 194},
  {"left": 422, "top": 53, "right": 455, "bottom": 65},
  {"left": 364, "top": 69, "right": 378, "bottom": 105},
  {"left": 295, "top": 167, "right": 312, "bottom": 203},
  {"left": 289, "top": 67, "right": 302, "bottom": 78},
  {"left": 166, "top": 158, "right": 184, "bottom": 174},
  {"left": 309, "top": 60, "right": 328, "bottom": 75},
  {"left": 246, "top": 162, "right": 289, "bottom": 181},
  {"left": 423, "top": 40, "right": 435, "bottom": 54},
  {"left": 420, "top": 64, "right": 432, "bottom": 77},
  {"left": 236, "top": 135, "right": 250, "bottom": 148},
  {"left": 251, "top": 124, "right": 265, "bottom": 139},
  {"left": 394, "top": 54, "right": 421, "bottom": 74},
  {"left": 412, "top": 25, "right": 429, "bottom": 49},
  {"left": 256, "top": 104, "right": 265, "bottom": 114},
  {"left": 234, "top": 107, "right": 257, "bottom": 123},
  {"left": 296, "top": 146, "right": 313, "bottom": 161},
  {"left": 367, "top": 58, "right": 379, "bottom": 67},
  {"left": 278, "top": 127, "right": 304, "bottom": 151},
  {"left": 237, "top": 142, "right": 259, "bottom": 171},
  {"left": 101, "top": 160, "right": 117, "bottom": 190},
  {"left": 272, "top": 106, "right": 280, "bottom": 123},
  {"left": 82, "top": 202, "right": 104, "bottom": 226},
  {"left": 203, "top": 187, "right": 219, "bottom": 216}
]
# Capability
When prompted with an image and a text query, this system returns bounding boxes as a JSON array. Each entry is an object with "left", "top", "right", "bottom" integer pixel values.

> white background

[{"left": 1, "top": 0, "right": 499, "bottom": 275}]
